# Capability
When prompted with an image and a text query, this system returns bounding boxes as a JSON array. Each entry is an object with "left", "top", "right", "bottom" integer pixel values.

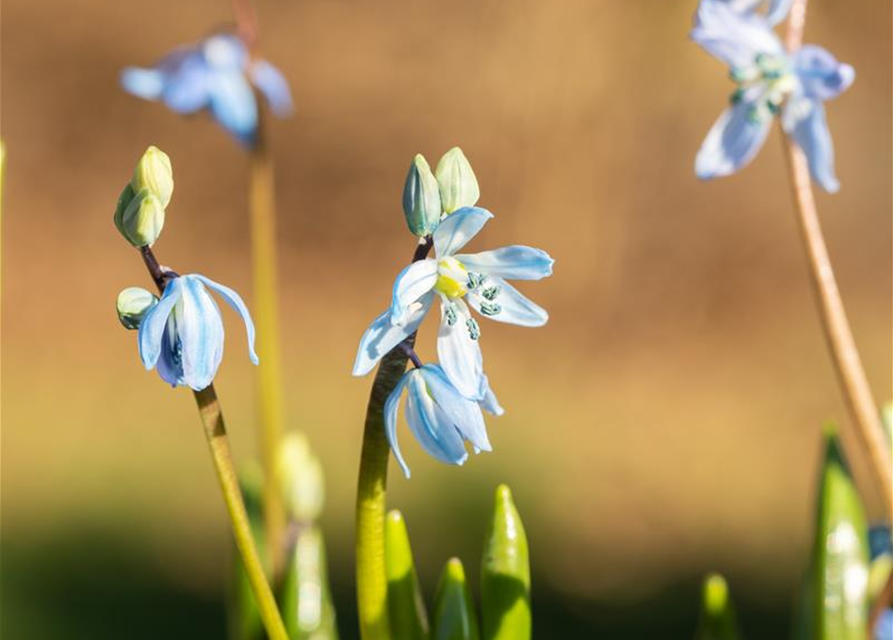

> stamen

[
  {"left": 482, "top": 285, "right": 501, "bottom": 301},
  {"left": 479, "top": 301, "right": 502, "bottom": 316},
  {"left": 445, "top": 303, "right": 458, "bottom": 327},
  {"left": 466, "top": 317, "right": 480, "bottom": 340},
  {"left": 467, "top": 271, "right": 486, "bottom": 290}
]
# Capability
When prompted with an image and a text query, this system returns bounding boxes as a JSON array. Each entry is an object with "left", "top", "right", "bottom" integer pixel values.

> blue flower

[
  {"left": 716, "top": 0, "right": 791, "bottom": 26},
  {"left": 138, "top": 274, "right": 258, "bottom": 391},
  {"left": 692, "top": 0, "right": 854, "bottom": 192},
  {"left": 384, "top": 364, "right": 502, "bottom": 477},
  {"left": 121, "top": 33, "right": 293, "bottom": 146},
  {"left": 352, "top": 207, "right": 554, "bottom": 398},
  {"left": 876, "top": 610, "right": 893, "bottom": 640}
]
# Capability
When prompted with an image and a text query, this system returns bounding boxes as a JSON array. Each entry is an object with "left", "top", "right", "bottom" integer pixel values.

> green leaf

[
  {"left": 795, "top": 426, "right": 870, "bottom": 640},
  {"left": 480, "top": 484, "right": 531, "bottom": 640},
  {"left": 227, "top": 464, "right": 267, "bottom": 640},
  {"left": 385, "top": 510, "right": 429, "bottom": 640},
  {"left": 694, "top": 573, "right": 741, "bottom": 640},
  {"left": 278, "top": 525, "right": 340, "bottom": 640},
  {"left": 432, "top": 558, "right": 480, "bottom": 640}
]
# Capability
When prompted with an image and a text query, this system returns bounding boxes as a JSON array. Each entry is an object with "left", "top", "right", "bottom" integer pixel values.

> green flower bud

[
  {"left": 695, "top": 573, "right": 741, "bottom": 640},
  {"left": 117, "top": 187, "right": 165, "bottom": 247},
  {"left": 116, "top": 287, "right": 159, "bottom": 330},
  {"left": 132, "top": 145, "right": 174, "bottom": 208},
  {"left": 277, "top": 432, "right": 325, "bottom": 522},
  {"left": 435, "top": 147, "right": 479, "bottom": 215},
  {"left": 403, "top": 154, "right": 442, "bottom": 236}
]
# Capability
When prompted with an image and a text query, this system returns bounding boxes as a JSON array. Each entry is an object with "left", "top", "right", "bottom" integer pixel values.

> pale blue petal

[
  {"left": 138, "top": 278, "right": 183, "bottom": 370},
  {"left": 384, "top": 371, "right": 412, "bottom": 478},
  {"left": 208, "top": 72, "right": 258, "bottom": 145},
  {"left": 478, "top": 374, "right": 504, "bottom": 417},
  {"left": 353, "top": 292, "right": 434, "bottom": 376},
  {"left": 436, "top": 298, "right": 483, "bottom": 399},
  {"left": 433, "top": 207, "right": 493, "bottom": 257},
  {"left": 794, "top": 45, "right": 855, "bottom": 101},
  {"left": 154, "top": 327, "right": 184, "bottom": 388},
  {"left": 389, "top": 259, "right": 438, "bottom": 323},
  {"left": 692, "top": 0, "right": 784, "bottom": 68},
  {"left": 876, "top": 610, "right": 893, "bottom": 640},
  {"left": 468, "top": 277, "right": 548, "bottom": 327},
  {"left": 162, "top": 55, "right": 212, "bottom": 114},
  {"left": 176, "top": 276, "right": 225, "bottom": 391},
  {"left": 696, "top": 88, "right": 772, "bottom": 180},
  {"left": 423, "top": 365, "right": 491, "bottom": 453},
  {"left": 120, "top": 67, "right": 166, "bottom": 101},
  {"left": 405, "top": 371, "right": 468, "bottom": 467},
  {"left": 202, "top": 34, "right": 248, "bottom": 71},
  {"left": 456, "top": 246, "right": 554, "bottom": 281},
  {"left": 250, "top": 60, "right": 294, "bottom": 116},
  {"left": 765, "top": 0, "right": 792, "bottom": 25},
  {"left": 193, "top": 274, "right": 259, "bottom": 365},
  {"left": 783, "top": 97, "right": 840, "bottom": 193}
]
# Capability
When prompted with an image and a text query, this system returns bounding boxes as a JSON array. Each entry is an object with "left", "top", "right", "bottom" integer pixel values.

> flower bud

[
  {"left": 116, "top": 287, "right": 158, "bottom": 330},
  {"left": 118, "top": 187, "right": 166, "bottom": 247},
  {"left": 435, "top": 147, "right": 479, "bottom": 215},
  {"left": 277, "top": 432, "right": 325, "bottom": 522},
  {"left": 402, "top": 154, "right": 442, "bottom": 237},
  {"left": 132, "top": 145, "right": 173, "bottom": 208}
]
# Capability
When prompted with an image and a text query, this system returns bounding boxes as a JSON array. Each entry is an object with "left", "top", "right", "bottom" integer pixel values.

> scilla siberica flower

[
  {"left": 121, "top": 33, "right": 293, "bottom": 146},
  {"left": 692, "top": 0, "right": 854, "bottom": 192},
  {"left": 716, "top": 0, "right": 791, "bottom": 26},
  {"left": 353, "top": 207, "right": 553, "bottom": 399},
  {"left": 385, "top": 365, "right": 503, "bottom": 477},
  {"left": 136, "top": 274, "right": 258, "bottom": 391}
]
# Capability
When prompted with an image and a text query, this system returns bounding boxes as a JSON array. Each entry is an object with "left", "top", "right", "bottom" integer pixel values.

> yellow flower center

[{"left": 434, "top": 257, "right": 469, "bottom": 299}]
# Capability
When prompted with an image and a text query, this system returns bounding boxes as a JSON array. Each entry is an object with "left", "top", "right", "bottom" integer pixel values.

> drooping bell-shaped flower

[
  {"left": 137, "top": 274, "right": 258, "bottom": 391},
  {"left": 691, "top": 0, "right": 854, "bottom": 192},
  {"left": 121, "top": 33, "right": 293, "bottom": 146},
  {"left": 384, "top": 364, "right": 501, "bottom": 477}
]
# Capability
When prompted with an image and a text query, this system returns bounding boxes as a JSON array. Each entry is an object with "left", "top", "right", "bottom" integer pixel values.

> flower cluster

[
  {"left": 692, "top": 0, "right": 854, "bottom": 192},
  {"left": 121, "top": 33, "right": 293, "bottom": 146},
  {"left": 353, "top": 148, "right": 554, "bottom": 477},
  {"left": 114, "top": 147, "right": 258, "bottom": 391}
]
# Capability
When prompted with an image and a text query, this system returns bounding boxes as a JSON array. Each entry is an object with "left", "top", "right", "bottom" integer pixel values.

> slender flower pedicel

[
  {"left": 692, "top": 0, "right": 854, "bottom": 192},
  {"left": 121, "top": 33, "right": 292, "bottom": 145},
  {"left": 138, "top": 274, "right": 259, "bottom": 391}
]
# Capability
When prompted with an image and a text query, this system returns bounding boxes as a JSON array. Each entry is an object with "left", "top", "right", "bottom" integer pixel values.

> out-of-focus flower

[
  {"left": 137, "top": 274, "right": 258, "bottom": 391},
  {"left": 384, "top": 364, "right": 500, "bottom": 477},
  {"left": 691, "top": 0, "right": 854, "bottom": 192},
  {"left": 353, "top": 207, "right": 553, "bottom": 398},
  {"left": 121, "top": 33, "right": 293, "bottom": 146},
  {"left": 117, "top": 287, "right": 159, "bottom": 330},
  {"left": 876, "top": 610, "right": 893, "bottom": 640},
  {"left": 717, "top": 0, "right": 791, "bottom": 26}
]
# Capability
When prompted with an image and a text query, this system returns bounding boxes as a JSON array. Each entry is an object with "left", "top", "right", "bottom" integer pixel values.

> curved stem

[
  {"left": 356, "top": 238, "right": 432, "bottom": 640},
  {"left": 195, "top": 386, "right": 290, "bottom": 640},
  {"left": 783, "top": 0, "right": 892, "bottom": 520}
]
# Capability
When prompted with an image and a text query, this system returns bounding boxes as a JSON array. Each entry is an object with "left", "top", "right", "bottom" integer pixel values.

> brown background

[{"left": 2, "top": 0, "right": 890, "bottom": 638}]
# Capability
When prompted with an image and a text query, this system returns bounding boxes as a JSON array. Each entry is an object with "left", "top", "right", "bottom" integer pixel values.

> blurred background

[{"left": 2, "top": 0, "right": 890, "bottom": 638}]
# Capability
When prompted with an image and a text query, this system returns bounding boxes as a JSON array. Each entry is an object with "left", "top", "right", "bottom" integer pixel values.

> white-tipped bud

[
  {"left": 132, "top": 145, "right": 174, "bottom": 208},
  {"left": 116, "top": 287, "right": 158, "bottom": 330},
  {"left": 277, "top": 433, "right": 325, "bottom": 522},
  {"left": 435, "top": 147, "right": 479, "bottom": 215},
  {"left": 402, "top": 154, "right": 443, "bottom": 237}
]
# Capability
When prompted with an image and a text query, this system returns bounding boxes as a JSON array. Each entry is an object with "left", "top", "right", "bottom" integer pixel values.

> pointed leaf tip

[
  {"left": 386, "top": 509, "right": 429, "bottom": 640},
  {"left": 695, "top": 573, "right": 741, "bottom": 640},
  {"left": 433, "top": 558, "right": 480, "bottom": 640}
]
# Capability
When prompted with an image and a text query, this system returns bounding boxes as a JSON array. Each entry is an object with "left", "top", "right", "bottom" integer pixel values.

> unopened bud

[
  {"left": 435, "top": 147, "right": 479, "bottom": 215},
  {"left": 117, "top": 187, "right": 165, "bottom": 247},
  {"left": 132, "top": 146, "right": 173, "bottom": 208},
  {"left": 402, "top": 154, "right": 442, "bottom": 237},
  {"left": 116, "top": 287, "right": 158, "bottom": 330},
  {"left": 277, "top": 433, "right": 325, "bottom": 522}
]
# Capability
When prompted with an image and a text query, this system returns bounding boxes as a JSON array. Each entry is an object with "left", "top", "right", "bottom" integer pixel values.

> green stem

[
  {"left": 356, "top": 239, "right": 432, "bottom": 640},
  {"left": 194, "top": 385, "right": 290, "bottom": 640},
  {"left": 783, "top": 0, "right": 892, "bottom": 522},
  {"left": 249, "top": 105, "right": 288, "bottom": 577}
]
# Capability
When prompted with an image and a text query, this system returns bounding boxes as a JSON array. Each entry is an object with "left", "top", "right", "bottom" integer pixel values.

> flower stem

[
  {"left": 139, "top": 245, "right": 289, "bottom": 640},
  {"left": 356, "top": 237, "right": 432, "bottom": 640},
  {"left": 194, "top": 385, "right": 290, "bottom": 640},
  {"left": 249, "top": 103, "right": 288, "bottom": 578},
  {"left": 783, "top": 0, "right": 892, "bottom": 520}
]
